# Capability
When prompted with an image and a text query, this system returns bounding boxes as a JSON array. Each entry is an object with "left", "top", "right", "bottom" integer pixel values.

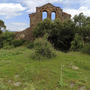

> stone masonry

[{"left": 15, "top": 3, "right": 71, "bottom": 41}]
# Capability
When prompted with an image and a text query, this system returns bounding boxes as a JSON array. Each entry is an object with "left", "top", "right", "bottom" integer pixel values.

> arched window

[
  {"left": 42, "top": 11, "right": 47, "bottom": 20},
  {"left": 51, "top": 12, "right": 56, "bottom": 20}
]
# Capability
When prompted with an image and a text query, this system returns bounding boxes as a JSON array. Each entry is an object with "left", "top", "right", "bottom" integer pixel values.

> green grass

[{"left": 0, "top": 47, "right": 90, "bottom": 90}]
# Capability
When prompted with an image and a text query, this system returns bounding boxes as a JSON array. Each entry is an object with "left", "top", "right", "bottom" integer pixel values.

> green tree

[
  {"left": 58, "top": 20, "right": 75, "bottom": 51},
  {"left": 33, "top": 18, "right": 53, "bottom": 38},
  {"left": 49, "top": 19, "right": 75, "bottom": 51},
  {"left": 48, "top": 19, "right": 64, "bottom": 50},
  {"left": 73, "top": 13, "right": 86, "bottom": 27},
  {"left": 71, "top": 33, "right": 83, "bottom": 51},
  {"left": 73, "top": 13, "right": 90, "bottom": 44},
  {"left": 0, "top": 31, "right": 14, "bottom": 49},
  {"left": 0, "top": 20, "right": 6, "bottom": 34}
]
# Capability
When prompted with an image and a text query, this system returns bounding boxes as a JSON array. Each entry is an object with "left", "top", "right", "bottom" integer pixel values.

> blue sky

[{"left": 0, "top": 0, "right": 90, "bottom": 31}]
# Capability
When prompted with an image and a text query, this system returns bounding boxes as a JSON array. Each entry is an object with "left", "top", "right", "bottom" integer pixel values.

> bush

[
  {"left": 3, "top": 41, "right": 14, "bottom": 49},
  {"left": 81, "top": 44, "right": 90, "bottom": 54},
  {"left": 0, "top": 31, "right": 25, "bottom": 49},
  {"left": 0, "top": 30, "right": 2, "bottom": 34},
  {"left": 0, "top": 31, "right": 14, "bottom": 49},
  {"left": 71, "top": 34, "right": 84, "bottom": 51},
  {"left": 0, "top": 35, "right": 3, "bottom": 48},
  {"left": 12, "top": 39, "right": 25, "bottom": 47},
  {"left": 32, "top": 37, "right": 56, "bottom": 60},
  {"left": 27, "top": 42, "right": 34, "bottom": 49},
  {"left": 2, "top": 31, "right": 14, "bottom": 42}
]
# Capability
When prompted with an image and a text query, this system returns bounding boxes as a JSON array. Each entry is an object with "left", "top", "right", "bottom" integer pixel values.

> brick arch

[
  {"left": 51, "top": 11, "right": 56, "bottom": 20},
  {"left": 42, "top": 10, "right": 48, "bottom": 20},
  {"left": 37, "top": 4, "right": 58, "bottom": 20},
  {"left": 41, "top": 9, "right": 50, "bottom": 19}
]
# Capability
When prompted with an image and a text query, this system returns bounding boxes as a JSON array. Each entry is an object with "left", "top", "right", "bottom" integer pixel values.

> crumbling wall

[
  {"left": 62, "top": 12, "right": 71, "bottom": 20},
  {"left": 30, "top": 12, "right": 42, "bottom": 28},
  {"left": 29, "top": 3, "right": 71, "bottom": 28}
]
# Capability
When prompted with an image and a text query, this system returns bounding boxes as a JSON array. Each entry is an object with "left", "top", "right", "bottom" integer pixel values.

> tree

[
  {"left": 83, "top": 17, "right": 90, "bottom": 43},
  {"left": 48, "top": 19, "right": 64, "bottom": 50},
  {"left": 73, "top": 13, "right": 86, "bottom": 27},
  {"left": 57, "top": 20, "right": 75, "bottom": 51},
  {"left": 73, "top": 13, "right": 90, "bottom": 43},
  {"left": 33, "top": 18, "right": 53, "bottom": 38},
  {"left": 0, "top": 20, "right": 6, "bottom": 34},
  {"left": 0, "top": 31, "right": 14, "bottom": 49},
  {"left": 71, "top": 33, "right": 83, "bottom": 51}
]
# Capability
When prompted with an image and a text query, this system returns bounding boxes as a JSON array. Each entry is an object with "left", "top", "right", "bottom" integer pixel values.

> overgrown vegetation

[
  {"left": 27, "top": 41, "right": 34, "bottom": 49},
  {"left": 0, "top": 31, "right": 14, "bottom": 49},
  {"left": 0, "top": 20, "right": 6, "bottom": 34},
  {"left": 71, "top": 33, "right": 84, "bottom": 51},
  {"left": 81, "top": 44, "right": 90, "bottom": 54},
  {"left": 33, "top": 13, "right": 90, "bottom": 52},
  {"left": 33, "top": 19, "right": 75, "bottom": 51},
  {"left": 32, "top": 35, "right": 56, "bottom": 59},
  {"left": 12, "top": 39, "right": 25, "bottom": 47},
  {"left": 0, "top": 30, "right": 25, "bottom": 49}
]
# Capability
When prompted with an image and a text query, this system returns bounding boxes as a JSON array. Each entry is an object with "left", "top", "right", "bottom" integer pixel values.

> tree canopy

[
  {"left": 0, "top": 20, "right": 6, "bottom": 34},
  {"left": 73, "top": 13, "right": 90, "bottom": 43}
]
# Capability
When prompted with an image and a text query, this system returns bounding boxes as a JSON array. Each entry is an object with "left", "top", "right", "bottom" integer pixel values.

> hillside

[{"left": 0, "top": 47, "right": 90, "bottom": 90}]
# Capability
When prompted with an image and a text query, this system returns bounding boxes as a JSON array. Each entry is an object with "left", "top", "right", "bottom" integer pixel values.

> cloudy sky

[{"left": 0, "top": 0, "right": 90, "bottom": 31}]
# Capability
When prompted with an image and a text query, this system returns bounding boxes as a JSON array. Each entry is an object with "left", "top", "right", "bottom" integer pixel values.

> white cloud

[
  {"left": 81, "top": 0, "right": 90, "bottom": 8},
  {"left": 7, "top": 22, "right": 29, "bottom": 31},
  {"left": 61, "top": 0, "right": 90, "bottom": 9},
  {"left": 63, "top": 0, "right": 90, "bottom": 17},
  {"left": 20, "top": 0, "right": 62, "bottom": 13},
  {"left": 0, "top": 3, "right": 26, "bottom": 19},
  {"left": 64, "top": 6, "right": 90, "bottom": 17},
  {"left": 20, "top": 0, "right": 90, "bottom": 17}
]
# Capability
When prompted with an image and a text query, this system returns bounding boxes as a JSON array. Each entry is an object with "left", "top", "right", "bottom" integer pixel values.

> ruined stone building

[{"left": 16, "top": 3, "right": 71, "bottom": 40}]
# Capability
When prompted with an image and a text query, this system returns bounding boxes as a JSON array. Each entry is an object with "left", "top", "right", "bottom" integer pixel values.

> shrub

[
  {"left": 27, "top": 42, "right": 34, "bottom": 49},
  {"left": 2, "top": 31, "right": 14, "bottom": 42},
  {"left": 0, "top": 35, "right": 3, "bottom": 48},
  {"left": 32, "top": 37, "right": 56, "bottom": 60},
  {"left": 3, "top": 41, "right": 14, "bottom": 49},
  {"left": 0, "top": 31, "right": 14, "bottom": 49},
  {"left": 0, "top": 30, "right": 2, "bottom": 34},
  {"left": 0, "top": 42, "right": 3, "bottom": 48},
  {"left": 81, "top": 44, "right": 90, "bottom": 54},
  {"left": 71, "top": 34, "right": 84, "bottom": 51},
  {"left": 0, "top": 31, "right": 26, "bottom": 49},
  {"left": 12, "top": 39, "right": 25, "bottom": 47}
]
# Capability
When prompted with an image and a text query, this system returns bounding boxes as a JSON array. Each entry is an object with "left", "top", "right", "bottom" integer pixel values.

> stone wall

[{"left": 29, "top": 3, "right": 71, "bottom": 28}]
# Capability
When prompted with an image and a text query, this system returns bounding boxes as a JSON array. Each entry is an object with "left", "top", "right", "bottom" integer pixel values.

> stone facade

[
  {"left": 15, "top": 3, "right": 71, "bottom": 41},
  {"left": 29, "top": 3, "right": 71, "bottom": 28}
]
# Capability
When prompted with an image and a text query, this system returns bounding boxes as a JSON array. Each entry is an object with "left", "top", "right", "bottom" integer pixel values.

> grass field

[{"left": 0, "top": 47, "right": 90, "bottom": 90}]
